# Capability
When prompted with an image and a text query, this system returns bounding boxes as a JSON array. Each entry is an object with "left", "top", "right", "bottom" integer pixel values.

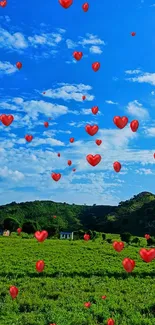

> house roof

[{"left": 60, "top": 231, "right": 73, "bottom": 234}]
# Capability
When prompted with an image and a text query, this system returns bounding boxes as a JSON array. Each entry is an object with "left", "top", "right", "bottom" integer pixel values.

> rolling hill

[{"left": 0, "top": 191, "right": 155, "bottom": 236}]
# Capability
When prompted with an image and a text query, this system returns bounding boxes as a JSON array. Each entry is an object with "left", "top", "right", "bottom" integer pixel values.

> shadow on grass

[{"left": 0, "top": 270, "right": 155, "bottom": 279}]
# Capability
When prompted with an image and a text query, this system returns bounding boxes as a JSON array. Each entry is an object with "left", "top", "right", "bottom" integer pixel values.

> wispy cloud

[
  {"left": 125, "top": 69, "right": 142, "bottom": 75},
  {"left": 89, "top": 45, "right": 103, "bottom": 54},
  {"left": 0, "top": 27, "right": 65, "bottom": 57},
  {"left": 41, "top": 83, "right": 94, "bottom": 102},
  {"left": 105, "top": 100, "right": 118, "bottom": 105},
  {"left": 135, "top": 168, "right": 153, "bottom": 175},
  {"left": 0, "top": 61, "right": 17, "bottom": 75},
  {"left": 125, "top": 69, "right": 155, "bottom": 86},
  {"left": 126, "top": 100, "right": 149, "bottom": 119},
  {"left": 144, "top": 127, "right": 155, "bottom": 137},
  {"left": 66, "top": 33, "right": 105, "bottom": 55}
]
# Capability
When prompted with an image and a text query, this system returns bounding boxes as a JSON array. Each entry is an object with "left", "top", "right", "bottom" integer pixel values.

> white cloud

[
  {"left": 1, "top": 166, "right": 25, "bottom": 181},
  {"left": 81, "top": 109, "right": 92, "bottom": 115},
  {"left": 89, "top": 46, "right": 102, "bottom": 54},
  {"left": 24, "top": 137, "right": 65, "bottom": 147},
  {"left": 22, "top": 100, "right": 69, "bottom": 119},
  {"left": 125, "top": 69, "right": 141, "bottom": 75},
  {"left": 0, "top": 27, "right": 64, "bottom": 55},
  {"left": 66, "top": 33, "right": 105, "bottom": 55},
  {"left": 65, "top": 59, "right": 77, "bottom": 64},
  {"left": 135, "top": 168, "right": 153, "bottom": 175},
  {"left": 12, "top": 97, "right": 24, "bottom": 105},
  {"left": 68, "top": 120, "right": 96, "bottom": 128},
  {"left": 144, "top": 127, "right": 155, "bottom": 137},
  {"left": 42, "top": 83, "right": 94, "bottom": 102},
  {"left": 78, "top": 33, "right": 105, "bottom": 47},
  {"left": 127, "top": 100, "right": 149, "bottom": 119},
  {"left": 0, "top": 28, "right": 28, "bottom": 50},
  {"left": 105, "top": 100, "right": 118, "bottom": 105},
  {"left": 126, "top": 70, "right": 155, "bottom": 86},
  {"left": 28, "top": 33, "right": 62, "bottom": 47},
  {"left": 0, "top": 61, "right": 17, "bottom": 75},
  {"left": 66, "top": 39, "right": 77, "bottom": 49}
]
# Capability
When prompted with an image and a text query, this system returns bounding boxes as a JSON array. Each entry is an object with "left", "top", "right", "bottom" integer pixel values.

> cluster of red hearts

[
  {"left": 9, "top": 230, "right": 155, "bottom": 325},
  {"left": 51, "top": 114, "right": 140, "bottom": 181}
]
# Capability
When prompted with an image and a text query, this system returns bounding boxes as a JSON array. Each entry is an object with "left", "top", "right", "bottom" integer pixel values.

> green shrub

[
  {"left": 120, "top": 232, "right": 131, "bottom": 243},
  {"left": 10, "top": 232, "right": 18, "bottom": 237},
  {"left": 131, "top": 237, "right": 140, "bottom": 245},
  {"left": 21, "top": 232, "right": 34, "bottom": 239},
  {"left": 102, "top": 233, "right": 106, "bottom": 240},
  {"left": 147, "top": 237, "right": 155, "bottom": 246},
  {"left": 107, "top": 238, "right": 112, "bottom": 243}
]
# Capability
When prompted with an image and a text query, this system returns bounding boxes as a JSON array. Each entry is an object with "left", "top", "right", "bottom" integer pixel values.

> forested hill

[{"left": 0, "top": 191, "right": 155, "bottom": 236}]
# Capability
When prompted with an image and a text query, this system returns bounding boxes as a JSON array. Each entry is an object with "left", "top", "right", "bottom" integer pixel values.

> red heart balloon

[
  {"left": 68, "top": 160, "right": 72, "bottom": 166},
  {"left": 36, "top": 260, "right": 45, "bottom": 272},
  {"left": 113, "top": 161, "right": 121, "bottom": 172},
  {"left": 59, "top": 0, "right": 73, "bottom": 8},
  {"left": 139, "top": 248, "right": 155, "bottom": 263},
  {"left": 85, "top": 124, "right": 99, "bottom": 136},
  {"left": 70, "top": 137, "right": 74, "bottom": 143},
  {"left": 91, "top": 106, "right": 99, "bottom": 115},
  {"left": 17, "top": 228, "right": 22, "bottom": 234},
  {"left": 84, "top": 233, "right": 90, "bottom": 241},
  {"left": 145, "top": 234, "right": 150, "bottom": 240},
  {"left": 73, "top": 51, "right": 83, "bottom": 61},
  {"left": 51, "top": 173, "right": 61, "bottom": 181},
  {"left": 107, "top": 319, "right": 115, "bottom": 325},
  {"left": 0, "top": 0, "right": 7, "bottom": 7},
  {"left": 113, "top": 116, "right": 128, "bottom": 129},
  {"left": 57, "top": 153, "right": 60, "bottom": 157},
  {"left": 92, "top": 62, "right": 100, "bottom": 72},
  {"left": 84, "top": 302, "right": 91, "bottom": 308},
  {"left": 25, "top": 135, "right": 33, "bottom": 142},
  {"left": 113, "top": 241, "right": 124, "bottom": 252},
  {"left": 95, "top": 139, "right": 102, "bottom": 146},
  {"left": 131, "top": 32, "right": 136, "bottom": 36},
  {"left": 9, "top": 286, "right": 18, "bottom": 299},
  {"left": 1, "top": 114, "right": 14, "bottom": 126},
  {"left": 82, "top": 95, "right": 86, "bottom": 100},
  {"left": 82, "top": 2, "right": 89, "bottom": 12},
  {"left": 130, "top": 120, "right": 139, "bottom": 132},
  {"left": 86, "top": 154, "right": 101, "bottom": 166},
  {"left": 34, "top": 230, "right": 48, "bottom": 242},
  {"left": 44, "top": 121, "right": 49, "bottom": 128},
  {"left": 122, "top": 258, "right": 135, "bottom": 272},
  {"left": 16, "top": 62, "right": 22, "bottom": 69}
]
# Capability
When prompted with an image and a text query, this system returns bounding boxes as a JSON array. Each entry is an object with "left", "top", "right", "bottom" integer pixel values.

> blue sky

[{"left": 0, "top": 0, "right": 155, "bottom": 206}]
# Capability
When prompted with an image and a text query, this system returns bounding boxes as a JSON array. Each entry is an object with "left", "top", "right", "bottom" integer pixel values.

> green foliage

[
  {"left": 106, "top": 238, "right": 112, "bottom": 243},
  {"left": 0, "top": 192, "right": 155, "bottom": 237},
  {"left": 0, "top": 236, "right": 154, "bottom": 325},
  {"left": 147, "top": 237, "right": 155, "bottom": 246},
  {"left": 131, "top": 237, "right": 140, "bottom": 245},
  {"left": 120, "top": 232, "right": 131, "bottom": 243},
  {"left": 102, "top": 233, "right": 106, "bottom": 240}
]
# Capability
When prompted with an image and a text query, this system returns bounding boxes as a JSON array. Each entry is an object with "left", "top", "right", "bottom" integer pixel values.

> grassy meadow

[{"left": 0, "top": 234, "right": 155, "bottom": 325}]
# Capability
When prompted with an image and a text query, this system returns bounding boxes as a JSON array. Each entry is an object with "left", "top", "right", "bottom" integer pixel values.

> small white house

[{"left": 60, "top": 231, "right": 73, "bottom": 240}]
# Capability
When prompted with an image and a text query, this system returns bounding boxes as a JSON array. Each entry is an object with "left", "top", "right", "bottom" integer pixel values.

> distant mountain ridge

[{"left": 0, "top": 192, "right": 155, "bottom": 236}]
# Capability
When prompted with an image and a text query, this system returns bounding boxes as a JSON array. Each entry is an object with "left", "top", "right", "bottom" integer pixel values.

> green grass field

[{"left": 0, "top": 235, "right": 155, "bottom": 325}]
